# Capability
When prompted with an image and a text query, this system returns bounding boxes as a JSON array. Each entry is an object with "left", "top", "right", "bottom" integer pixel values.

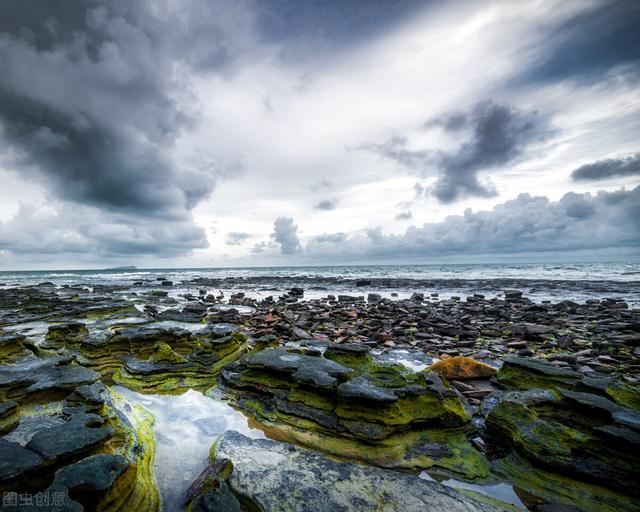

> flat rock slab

[
  {"left": 0, "top": 439, "right": 44, "bottom": 482},
  {"left": 0, "top": 356, "right": 100, "bottom": 400},
  {"left": 215, "top": 431, "right": 508, "bottom": 512}
]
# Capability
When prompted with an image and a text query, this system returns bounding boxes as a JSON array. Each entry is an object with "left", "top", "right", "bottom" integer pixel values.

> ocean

[{"left": 1, "top": 262, "right": 639, "bottom": 307}]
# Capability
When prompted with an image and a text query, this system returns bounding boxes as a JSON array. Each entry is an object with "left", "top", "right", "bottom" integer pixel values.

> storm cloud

[
  {"left": 571, "top": 153, "right": 640, "bottom": 181},
  {"left": 0, "top": 1, "right": 251, "bottom": 256},
  {"left": 362, "top": 101, "right": 546, "bottom": 203},
  {"left": 516, "top": 0, "right": 640, "bottom": 85}
]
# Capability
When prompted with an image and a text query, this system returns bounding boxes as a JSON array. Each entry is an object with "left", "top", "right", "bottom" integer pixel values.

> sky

[{"left": 0, "top": 0, "right": 638, "bottom": 270}]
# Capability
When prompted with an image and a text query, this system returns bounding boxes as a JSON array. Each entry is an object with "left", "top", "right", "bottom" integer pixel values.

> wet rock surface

[
  {"left": 0, "top": 278, "right": 639, "bottom": 511},
  {"left": 0, "top": 356, "right": 159, "bottom": 511}
]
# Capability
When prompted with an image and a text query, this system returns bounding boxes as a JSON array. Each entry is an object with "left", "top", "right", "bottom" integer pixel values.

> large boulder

[{"left": 208, "top": 431, "right": 509, "bottom": 512}]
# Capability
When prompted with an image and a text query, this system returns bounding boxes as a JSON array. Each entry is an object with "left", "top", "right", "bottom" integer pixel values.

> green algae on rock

[
  {"left": 486, "top": 387, "right": 640, "bottom": 511},
  {"left": 214, "top": 345, "right": 489, "bottom": 478},
  {"left": 111, "top": 331, "right": 248, "bottom": 394},
  {"left": 36, "top": 322, "right": 249, "bottom": 394},
  {"left": 493, "top": 356, "right": 640, "bottom": 410},
  {"left": 0, "top": 333, "right": 30, "bottom": 361},
  {"left": 0, "top": 357, "right": 159, "bottom": 512}
]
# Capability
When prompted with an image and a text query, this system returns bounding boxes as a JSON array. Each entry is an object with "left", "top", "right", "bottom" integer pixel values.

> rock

[
  {"left": 367, "top": 293, "right": 382, "bottom": 303},
  {"left": 289, "top": 287, "right": 304, "bottom": 297},
  {"left": 190, "top": 480, "right": 242, "bottom": 512},
  {"left": 245, "top": 347, "right": 353, "bottom": 390},
  {"left": 26, "top": 410, "right": 113, "bottom": 463},
  {"left": 216, "top": 346, "right": 481, "bottom": 476},
  {"left": 337, "top": 377, "right": 397, "bottom": 402},
  {"left": 0, "top": 333, "right": 28, "bottom": 359},
  {"left": 486, "top": 388, "right": 640, "bottom": 498},
  {"left": 0, "top": 438, "right": 44, "bottom": 482},
  {"left": 47, "top": 454, "right": 130, "bottom": 509},
  {"left": 0, "top": 356, "right": 100, "bottom": 403},
  {"left": 504, "top": 290, "right": 523, "bottom": 300},
  {"left": 493, "top": 356, "right": 640, "bottom": 410},
  {"left": 324, "top": 343, "right": 371, "bottom": 367},
  {"left": 184, "top": 458, "right": 234, "bottom": 506},
  {"left": 429, "top": 356, "right": 496, "bottom": 380},
  {"left": 492, "top": 356, "right": 583, "bottom": 390},
  {"left": 113, "top": 332, "right": 248, "bottom": 393},
  {"left": 45, "top": 322, "right": 88, "bottom": 346},
  {"left": 212, "top": 431, "right": 508, "bottom": 512}
]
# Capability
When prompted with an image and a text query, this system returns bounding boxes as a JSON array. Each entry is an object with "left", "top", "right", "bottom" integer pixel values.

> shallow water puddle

[
  {"left": 111, "top": 386, "right": 264, "bottom": 512},
  {"left": 419, "top": 471, "right": 526, "bottom": 509},
  {"left": 373, "top": 348, "right": 434, "bottom": 371}
]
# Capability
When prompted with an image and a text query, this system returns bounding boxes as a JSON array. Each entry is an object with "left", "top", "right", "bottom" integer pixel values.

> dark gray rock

[
  {"left": 26, "top": 411, "right": 113, "bottom": 463},
  {"left": 0, "top": 439, "right": 44, "bottom": 482},
  {"left": 337, "top": 377, "right": 397, "bottom": 402}
]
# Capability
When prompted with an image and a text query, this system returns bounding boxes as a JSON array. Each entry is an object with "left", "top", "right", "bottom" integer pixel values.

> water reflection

[
  {"left": 112, "top": 386, "right": 264, "bottom": 512},
  {"left": 419, "top": 471, "right": 526, "bottom": 509}
]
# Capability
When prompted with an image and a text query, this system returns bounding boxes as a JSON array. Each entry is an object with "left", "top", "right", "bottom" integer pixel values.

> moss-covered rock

[
  {"left": 493, "top": 356, "right": 640, "bottom": 411},
  {"left": 0, "top": 333, "right": 29, "bottom": 360},
  {"left": 0, "top": 355, "right": 100, "bottom": 404},
  {"left": 112, "top": 332, "right": 248, "bottom": 393},
  {"left": 0, "top": 358, "right": 159, "bottom": 511},
  {"left": 486, "top": 387, "right": 640, "bottom": 501},
  {"left": 208, "top": 431, "right": 508, "bottom": 512},
  {"left": 216, "top": 346, "right": 485, "bottom": 478},
  {"left": 44, "top": 322, "right": 89, "bottom": 348}
]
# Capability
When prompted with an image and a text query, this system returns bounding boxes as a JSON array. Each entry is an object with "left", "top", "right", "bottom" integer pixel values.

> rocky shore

[{"left": 0, "top": 279, "right": 638, "bottom": 511}]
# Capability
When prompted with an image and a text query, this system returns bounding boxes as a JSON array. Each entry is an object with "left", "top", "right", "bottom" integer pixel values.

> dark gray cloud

[
  {"left": 571, "top": 153, "right": 640, "bottom": 181},
  {"left": 0, "top": 0, "right": 250, "bottom": 256},
  {"left": 429, "top": 101, "right": 546, "bottom": 202},
  {"left": 271, "top": 217, "right": 301, "bottom": 254},
  {"left": 362, "top": 101, "right": 546, "bottom": 203},
  {"left": 515, "top": 0, "right": 640, "bottom": 85},
  {"left": 253, "top": 0, "right": 429, "bottom": 60},
  {"left": 226, "top": 232, "right": 253, "bottom": 246},
  {"left": 305, "top": 186, "right": 640, "bottom": 259},
  {"left": 395, "top": 211, "right": 412, "bottom": 221},
  {"left": 314, "top": 198, "right": 337, "bottom": 211}
]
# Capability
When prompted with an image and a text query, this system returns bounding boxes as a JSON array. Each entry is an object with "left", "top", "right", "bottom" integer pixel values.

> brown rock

[{"left": 428, "top": 356, "right": 496, "bottom": 381}]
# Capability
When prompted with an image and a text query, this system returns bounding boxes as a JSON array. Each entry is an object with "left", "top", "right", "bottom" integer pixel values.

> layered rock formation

[
  {"left": 0, "top": 357, "right": 159, "bottom": 511},
  {"left": 216, "top": 345, "right": 490, "bottom": 478}
]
